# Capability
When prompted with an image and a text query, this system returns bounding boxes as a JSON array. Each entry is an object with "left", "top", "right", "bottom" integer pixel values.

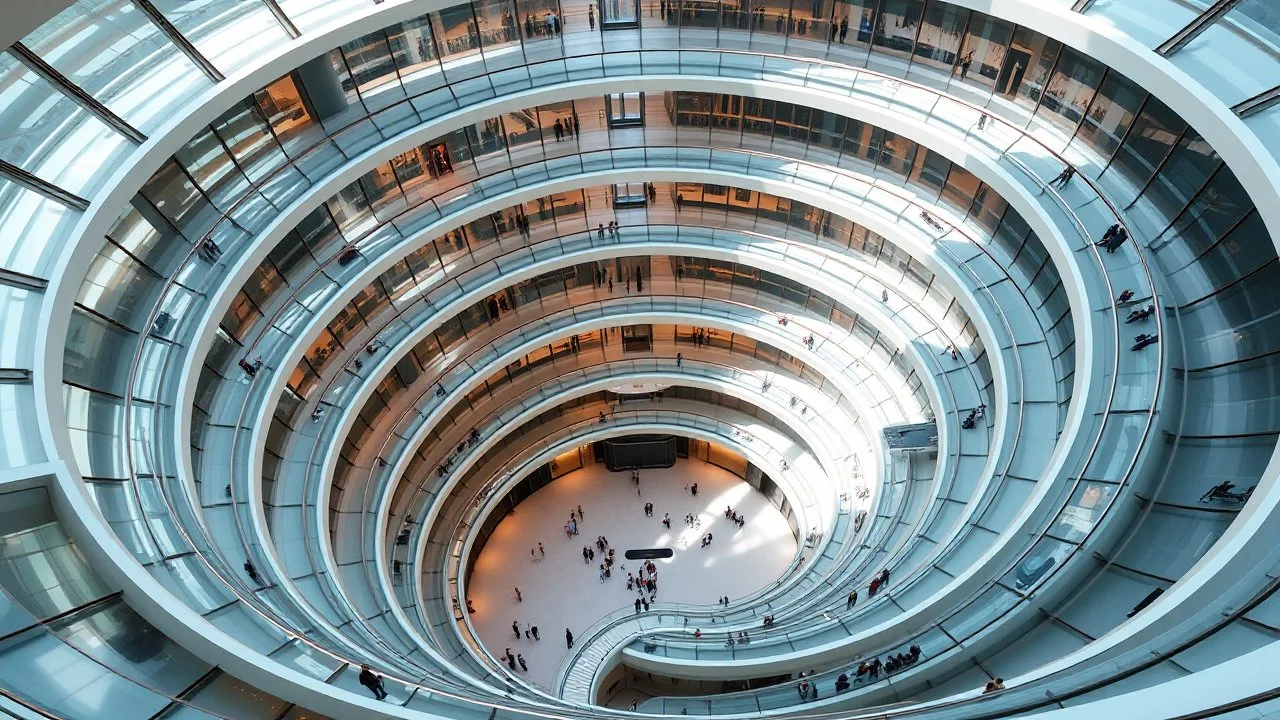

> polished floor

[{"left": 466, "top": 458, "right": 799, "bottom": 689}]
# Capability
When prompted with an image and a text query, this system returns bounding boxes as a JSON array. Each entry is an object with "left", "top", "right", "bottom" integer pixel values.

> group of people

[
  {"left": 961, "top": 404, "right": 987, "bottom": 430},
  {"left": 867, "top": 568, "right": 891, "bottom": 598},
  {"left": 1131, "top": 333, "right": 1159, "bottom": 351},
  {"left": 1095, "top": 223, "right": 1130, "bottom": 253},
  {"left": 550, "top": 114, "right": 578, "bottom": 141},
  {"left": 1117, "top": 288, "right": 1159, "bottom": 353},
  {"left": 1125, "top": 304, "right": 1155, "bottom": 323},
  {"left": 842, "top": 643, "right": 922, "bottom": 688},
  {"left": 630, "top": 559, "right": 660, "bottom": 610},
  {"left": 510, "top": 620, "right": 540, "bottom": 641},
  {"left": 238, "top": 356, "right": 264, "bottom": 378},
  {"left": 790, "top": 643, "right": 928, "bottom": 700},
  {"left": 699, "top": 532, "right": 715, "bottom": 548},
  {"left": 564, "top": 505, "right": 584, "bottom": 537},
  {"left": 522, "top": 10, "right": 560, "bottom": 38},
  {"left": 501, "top": 647, "right": 529, "bottom": 673},
  {"left": 197, "top": 237, "right": 222, "bottom": 263},
  {"left": 723, "top": 505, "right": 747, "bottom": 528},
  {"left": 688, "top": 329, "right": 713, "bottom": 348}
]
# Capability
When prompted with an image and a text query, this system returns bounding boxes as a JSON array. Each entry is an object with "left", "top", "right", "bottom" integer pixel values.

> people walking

[
  {"left": 359, "top": 664, "right": 388, "bottom": 700},
  {"left": 1105, "top": 226, "right": 1130, "bottom": 253},
  {"left": 662, "top": 512, "right": 671, "bottom": 529},
  {"left": 515, "top": 587, "right": 522, "bottom": 602},
  {"left": 1049, "top": 165, "right": 1076, "bottom": 189},
  {"left": 518, "top": 654, "right": 528, "bottom": 672},
  {"left": 531, "top": 625, "right": 539, "bottom": 640},
  {"left": 566, "top": 628, "right": 574, "bottom": 648}
]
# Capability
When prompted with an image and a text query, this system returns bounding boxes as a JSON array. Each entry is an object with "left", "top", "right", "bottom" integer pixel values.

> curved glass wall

[{"left": 1, "top": 0, "right": 1277, "bottom": 718}]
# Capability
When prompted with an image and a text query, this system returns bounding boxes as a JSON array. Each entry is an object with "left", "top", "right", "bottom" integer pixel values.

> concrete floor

[{"left": 466, "top": 458, "right": 798, "bottom": 690}]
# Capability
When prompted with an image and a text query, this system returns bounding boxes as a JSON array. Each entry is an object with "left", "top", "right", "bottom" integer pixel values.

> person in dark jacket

[{"left": 359, "top": 664, "right": 388, "bottom": 700}]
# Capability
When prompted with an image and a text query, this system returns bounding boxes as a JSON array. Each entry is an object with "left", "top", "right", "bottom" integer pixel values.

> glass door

[
  {"left": 605, "top": 92, "right": 645, "bottom": 127},
  {"left": 601, "top": 0, "right": 641, "bottom": 27}
]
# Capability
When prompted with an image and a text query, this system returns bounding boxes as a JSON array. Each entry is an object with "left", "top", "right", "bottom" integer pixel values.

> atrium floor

[{"left": 466, "top": 458, "right": 798, "bottom": 690}]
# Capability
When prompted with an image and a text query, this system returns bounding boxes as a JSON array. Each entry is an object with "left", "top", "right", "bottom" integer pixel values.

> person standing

[
  {"left": 512, "top": 620, "right": 521, "bottom": 639},
  {"left": 846, "top": 590, "right": 858, "bottom": 609},
  {"left": 566, "top": 628, "right": 574, "bottom": 648},
  {"left": 538, "top": 542, "right": 545, "bottom": 558},
  {"left": 663, "top": 512, "right": 671, "bottom": 529},
  {"left": 553, "top": 118, "right": 564, "bottom": 141},
  {"left": 359, "top": 664, "right": 388, "bottom": 700},
  {"left": 518, "top": 654, "right": 528, "bottom": 672},
  {"left": 531, "top": 625, "right": 540, "bottom": 640},
  {"left": 676, "top": 352, "right": 683, "bottom": 367},
  {"left": 635, "top": 597, "right": 642, "bottom": 613},
  {"left": 691, "top": 483, "right": 698, "bottom": 496},
  {"left": 515, "top": 587, "right": 523, "bottom": 602}
]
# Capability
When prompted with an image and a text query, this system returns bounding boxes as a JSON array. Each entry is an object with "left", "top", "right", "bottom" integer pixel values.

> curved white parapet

[{"left": 4, "top": 1, "right": 1280, "bottom": 718}]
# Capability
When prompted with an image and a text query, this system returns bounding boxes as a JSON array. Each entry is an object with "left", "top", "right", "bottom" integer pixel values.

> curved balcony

[{"left": 4, "top": 0, "right": 1276, "bottom": 718}]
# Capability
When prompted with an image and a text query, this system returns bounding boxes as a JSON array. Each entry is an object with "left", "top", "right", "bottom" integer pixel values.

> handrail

[
  {"left": 443, "top": 371, "right": 839, "bottom": 692},
  {"left": 92, "top": 33, "right": 1166, "bottom": 720},
  {"left": 211, "top": 138, "right": 1013, "bottom": 673},
  {"left": 632, "top": 146, "right": 1162, "bottom": 717},
  {"left": 531, "top": 250, "right": 1006, "bottom": 689},
  {"left": 178, "top": 153, "right": 1091, "bottom": 714}
]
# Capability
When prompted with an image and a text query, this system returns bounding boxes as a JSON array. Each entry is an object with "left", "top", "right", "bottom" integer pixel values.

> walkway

[{"left": 466, "top": 459, "right": 797, "bottom": 689}]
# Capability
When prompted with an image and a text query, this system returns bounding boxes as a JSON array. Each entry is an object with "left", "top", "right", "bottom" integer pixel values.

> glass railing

[
  {"left": 231, "top": 275, "right": 900, "bottom": 653},
  {"left": 432, "top": 362, "right": 849, "bottom": 687},
  {"left": 110, "top": 149, "right": 1085, "bottom": 707},
  {"left": 275, "top": 242, "right": 1020, "bottom": 697},
  {"left": 70, "top": 44, "right": 1167, "bottom": 717},
  {"left": 632, "top": 176, "right": 1162, "bottom": 716}
]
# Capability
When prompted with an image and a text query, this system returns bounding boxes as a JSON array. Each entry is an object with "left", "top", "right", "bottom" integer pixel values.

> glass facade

[{"left": 0, "top": 0, "right": 1276, "bottom": 718}]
